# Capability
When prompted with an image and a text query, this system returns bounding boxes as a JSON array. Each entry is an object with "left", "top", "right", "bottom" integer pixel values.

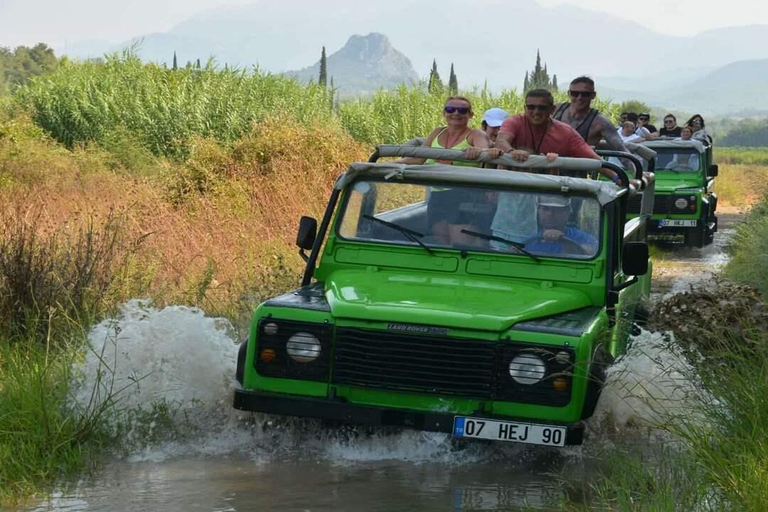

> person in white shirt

[{"left": 617, "top": 121, "right": 645, "bottom": 143}]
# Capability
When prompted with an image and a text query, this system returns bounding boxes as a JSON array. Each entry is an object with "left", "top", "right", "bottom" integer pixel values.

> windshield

[
  {"left": 338, "top": 180, "right": 602, "bottom": 260},
  {"left": 656, "top": 150, "right": 701, "bottom": 172}
]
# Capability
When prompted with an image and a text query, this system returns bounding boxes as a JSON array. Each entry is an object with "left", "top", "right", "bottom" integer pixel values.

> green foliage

[
  {"left": 0, "top": 43, "right": 58, "bottom": 94},
  {"left": 720, "top": 118, "right": 768, "bottom": 147},
  {"left": 14, "top": 50, "right": 335, "bottom": 159},
  {"left": 617, "top": 99, "right": 651, "bottom": 117},
  {"left": 448, "top": 63, "right": 457, "bottom": 95},
  {"left": 0, "top": 210, "right": 129, "bottom": 346},
  {"left": 725, "top": 194, "right": 768, "bottom": 295},
  {"left": 524, "top": 49, "right": 556, "bottom": 92},
  {"left": 319, "top": 46, "right": 327, "bottom": 88},
  {"left": 717, "top": 147, "right": 768, "bottom": 166},
  {"left": 427, "top": 59, "right": 443, "bottom": 94}
]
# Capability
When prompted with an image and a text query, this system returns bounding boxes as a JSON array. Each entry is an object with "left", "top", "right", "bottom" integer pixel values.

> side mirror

[
  {"left": 623, "top": 241, "right": 649, "bottom": 276},
  {"left": 296, "top": 216, "right": 317, "bottom": 251},
  {"left": 708, "top": 164, "right": 719, "bottom": 177}
]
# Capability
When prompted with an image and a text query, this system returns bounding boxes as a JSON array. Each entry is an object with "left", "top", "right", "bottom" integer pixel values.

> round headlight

[
  {"left": 263, "top": 322, "right": 279, "bottom": 335},
  {"left": 555, "top": 351, "right": 571, "bottom": 364},
  {"left": 674, "top": 197, "right": 689, "bottom": 209},
  {"left": 286, "top": 332, "right": 322, "bottom": 363},
  {"left": 509, "top": 354, "right": 546, "bottom": 385}
]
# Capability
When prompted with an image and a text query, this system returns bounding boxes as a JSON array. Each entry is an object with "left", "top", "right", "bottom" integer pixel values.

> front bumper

[{"left": 233, "top": 389, "right": 585, "bottom": 445}]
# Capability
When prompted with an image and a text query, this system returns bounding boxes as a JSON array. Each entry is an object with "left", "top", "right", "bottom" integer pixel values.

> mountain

[
  {"left": 285, "top": 33, "right": 418, "bottom": 95},
  {"left": 60, "top": 0, "right": 768, "bottom": 113},
  {"left": 598, "top": 59, "right": 768, "bottom": 115}
]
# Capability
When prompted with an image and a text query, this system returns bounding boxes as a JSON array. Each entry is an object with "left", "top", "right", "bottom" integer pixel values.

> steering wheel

[
  {"left": 666, "top": 163, "right": 694, "bottom": 171},
  {"left": 523, "top": 234, "right": 589, "bottom": 255}
]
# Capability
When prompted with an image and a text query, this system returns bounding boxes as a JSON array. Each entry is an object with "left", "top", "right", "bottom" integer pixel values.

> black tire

[
  {"left": 236, "top": 340, "right": 248, "bottom": 385},
  {"left": 684, "top": 225, "right": 705, "bottom": 248}
]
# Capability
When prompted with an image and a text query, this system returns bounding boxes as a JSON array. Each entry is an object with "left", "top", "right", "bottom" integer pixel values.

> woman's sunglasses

[
  {"left": 444, "top": 106, "right": 470, "bottom": 114},
  {"left": 664, "top": 119, "right": 675, "bottom": 124}
]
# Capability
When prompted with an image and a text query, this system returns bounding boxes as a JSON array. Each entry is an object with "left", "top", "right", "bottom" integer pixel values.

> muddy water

[{"left": 18, "top": 218, "right": 738, "bottom": 512}]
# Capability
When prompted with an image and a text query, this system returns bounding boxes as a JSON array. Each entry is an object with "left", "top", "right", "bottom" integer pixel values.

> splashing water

[
  {"left": 588, "top": 328, "right": 707, "bottom": 441},
  {"left": 69, "top": 300, "right": 708, "bottom": 465}
]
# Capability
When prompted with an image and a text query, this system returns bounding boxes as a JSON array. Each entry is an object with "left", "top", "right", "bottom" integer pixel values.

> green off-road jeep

[
  {"left": 628, "top": 139, "right": 717, "bottom": 247},
  {"left": 234, "top": 146, "right": 654, "bottom": 447}
]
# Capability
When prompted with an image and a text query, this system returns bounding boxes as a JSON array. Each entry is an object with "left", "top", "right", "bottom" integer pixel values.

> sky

[{"left": 1, "top": 0, "right": 767, "bottom": 48}]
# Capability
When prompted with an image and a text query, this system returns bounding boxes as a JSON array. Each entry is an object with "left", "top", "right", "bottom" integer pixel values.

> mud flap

[{"left": 236, "top": 340, "right": 248, "bottom": 385}]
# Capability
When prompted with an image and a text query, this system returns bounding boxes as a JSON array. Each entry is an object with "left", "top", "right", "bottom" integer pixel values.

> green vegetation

[
  {"left": 720, "top": 117, "right": 768, "bottom": 147},
  {"left": 0, "top": 43, "right": 58, "bottom": 95},
  {"left": 523, "top": 49, "right": 558, "bottom": 93},
  {"left": 0, "top": 51, "right": 767, "bottom": 507},
  {"left": 576, "top": 283, "right": 768, "bottom": 511}
]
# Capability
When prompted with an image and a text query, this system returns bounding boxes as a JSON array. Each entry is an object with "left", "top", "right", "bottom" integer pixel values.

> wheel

[
  {"left": 684, "top": 225, "right": 705, "bottom": 248},
  {"left": 236, "top": 340, "right": 248, "bottom": 385}
]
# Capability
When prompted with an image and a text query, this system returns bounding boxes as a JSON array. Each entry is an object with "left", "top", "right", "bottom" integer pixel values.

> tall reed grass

[{"left": 14, "top": 53, "right": 620, "bottom": 157}]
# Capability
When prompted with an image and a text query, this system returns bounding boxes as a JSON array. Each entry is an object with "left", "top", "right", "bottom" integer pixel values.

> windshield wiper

[
  {"left": 460, "top": 229, "right": 540, "bottom": 262},
  {"left": 362, "top": 215, "right": 434, "bottom": 255}
]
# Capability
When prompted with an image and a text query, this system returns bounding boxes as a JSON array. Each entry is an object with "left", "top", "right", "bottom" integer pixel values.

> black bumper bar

[{"left": 233, "top": 389, "right": 584, "bottom": 445}]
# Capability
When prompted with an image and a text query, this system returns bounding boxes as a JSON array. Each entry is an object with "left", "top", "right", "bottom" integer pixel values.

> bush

[{"left": 0, "top": 209, "right": 128, "bottom": 346}]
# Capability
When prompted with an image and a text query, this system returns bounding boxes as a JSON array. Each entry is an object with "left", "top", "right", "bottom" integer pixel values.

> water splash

[
  {"left": 588, "top": 328, "right": 706, "bottom": 441},
  {"left": 69, "top": 300, "right": 707, "bottom": 465}
]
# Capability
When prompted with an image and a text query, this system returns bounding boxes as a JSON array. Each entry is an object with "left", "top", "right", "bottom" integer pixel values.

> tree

[
  {"left": 618, "top": 100, "right": 652, "bottom": 116},
  {"left": 0, "top": 43, "right": 58, "bottom": 91},
  {"left": 319, "top": 46, "right": 327, "bottom": 88},
  {"left": 552, "top": 74, "right": 558, "bottom": 92},
  {"left": 195, "top": 58, "right": 201, "bottom": 70},
  {"left": 524, "top": 49, "right": 556, "bottom": 92},
  {"left": 448, "top": 63, "right": 458, "bottom": 94},
  {"left": 172, "top": 51, "right": 178, "bottom": 70},
  {"left": 428, "top": 59, "right": 443, "bottom": 94}
]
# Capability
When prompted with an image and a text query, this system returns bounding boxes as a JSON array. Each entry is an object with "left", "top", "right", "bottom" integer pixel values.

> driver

[{"left": 525, "top": 195, "right": 598, "bottom": 256}]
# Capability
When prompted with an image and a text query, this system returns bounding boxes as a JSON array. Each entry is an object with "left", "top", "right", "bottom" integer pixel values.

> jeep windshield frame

[{"left": 334, "top": 177, "right": 605, "bottom": 261}]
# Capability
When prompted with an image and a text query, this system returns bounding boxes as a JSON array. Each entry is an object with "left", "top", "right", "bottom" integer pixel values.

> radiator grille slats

[{"left": 333, "top": 328, "right": 496, "bottom": 397}]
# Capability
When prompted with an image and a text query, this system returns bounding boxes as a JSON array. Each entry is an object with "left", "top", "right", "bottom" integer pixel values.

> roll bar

[
  {"left": 368, "top": 145, "right": 630, "bottom": 189},
  {"left": 593, "top": 150, "right": 649, "bottom": 179}
]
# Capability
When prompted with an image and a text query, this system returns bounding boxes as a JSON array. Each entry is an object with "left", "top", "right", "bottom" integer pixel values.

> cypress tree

[
  {"left": 552, "top": 74, "right": 558, "bottom": 92},
  {"left": 523, "top": 71, "right": 529, "bottom": 92},
  {"left": 319, "top": 46, "right": 327, "bottom": 88},
  {"left": 172, "top": 51, "right": 178, "bottom": 70},
  {"left": 428, "top": 59, "right": 443, "bottom": 94},
  {"left": 196, "top": 58, "right": 201, "bottom": 69},
  {"left": 448, "top": 63, "right": 458, "bottom": 94}
]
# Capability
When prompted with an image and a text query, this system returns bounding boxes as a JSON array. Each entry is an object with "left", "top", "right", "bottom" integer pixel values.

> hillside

[
  {"left": 599, "top": 59, "right": 768, "bottom": 115},
  {"left": 285, "top": 33, "right": 419, "bottom": 95}
]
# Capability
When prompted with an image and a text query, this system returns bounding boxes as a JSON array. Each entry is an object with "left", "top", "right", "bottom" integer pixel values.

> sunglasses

[
  {"left": 664, "top": 119, "right": 675, "bottom": 124},
  {"left": 639, "top": 117, "right": 649, "bottom": 121},
  {"left": 525, "top": 104, "right": 551, "bottom": 112},
  {"left": 444, "top": 106, "right": 470, "bottom": 114},
  {"left": 569, "top": 90, "right": 595, "bottom": 98}
]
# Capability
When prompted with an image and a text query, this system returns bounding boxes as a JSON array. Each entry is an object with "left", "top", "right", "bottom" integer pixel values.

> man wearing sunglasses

[
  {"left": 553, "top": 76, "right": 630, "bottom": 155},
  {"left": 494, "top": 89, "right": 608, "bottom": 167}
]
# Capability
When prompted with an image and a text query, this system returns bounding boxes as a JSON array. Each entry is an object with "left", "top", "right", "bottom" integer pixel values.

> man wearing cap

[
  {"left": 525, "top": 194, "right": 598, "bottom": 256},
  {"left": 481, "top": 107, "right": 508, "bottom": 144},
  {"left": 637, "top": 113, "right": 659, "bottom": 138}
]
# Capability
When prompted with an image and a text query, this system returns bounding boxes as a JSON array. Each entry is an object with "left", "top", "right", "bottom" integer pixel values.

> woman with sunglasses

[
  {"left": 400, "top": 96, "right": 499, "bottom": 165},
  {"left": 685, "top": 114, "right": 712, "bottom": 143},
  {"left": 659, "top": 114, "right": 682, "bottom": 138}
]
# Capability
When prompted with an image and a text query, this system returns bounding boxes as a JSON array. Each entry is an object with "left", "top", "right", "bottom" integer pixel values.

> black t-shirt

[
  {"left": 643, "top": 124, "right": 658, "bottom": 133},
  {"left": 659, "top": 127, "right": 682, "bottom": 137}
]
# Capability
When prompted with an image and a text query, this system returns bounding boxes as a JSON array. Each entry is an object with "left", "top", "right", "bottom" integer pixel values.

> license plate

[
  {"left": 659, "top": 219, "right": 697, "bottom": 227},
  {"left": 453, "top": 417, "right": 567, "bottom": 446}
]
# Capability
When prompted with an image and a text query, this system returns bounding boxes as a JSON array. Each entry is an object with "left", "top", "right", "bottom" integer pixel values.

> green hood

[
  {"left": 325, "top": 269, "right": 592, "bottom": 332},
  {"left": 653, "top": 172, "right": 702, "bottom": 191}
]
